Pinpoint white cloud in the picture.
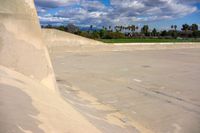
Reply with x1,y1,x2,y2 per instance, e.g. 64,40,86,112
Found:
35,0,199,26
35,0,79,8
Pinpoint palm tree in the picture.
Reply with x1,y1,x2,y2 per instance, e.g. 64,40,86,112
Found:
190,24,198,31
90,25,93,31
171,25,174,30
181,24,190,32
120,26,123,31
122,26,125,31
131,25,136,32
152,28,157,36
141,25,149,36
174,25,177,31
114,26,117,32
109,26,112,31
171,25,177,31
136,26,139,31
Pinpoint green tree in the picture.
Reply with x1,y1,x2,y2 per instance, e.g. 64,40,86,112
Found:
170,31,178,39
171,25,174,30
66,23,79,33
109,26,112,31
161,30,168,37
152,28,157,36
115,26,119,32
103,32,125,39
174,25,177,31
99,29,107,38
131,25,136,32
90,25,93,31
192,31,200,38
91,30,100,39
171,25,177,31
119,26,122,31
190,24,198,32
181,24,190,32
57,25,65,31
136,26,139,31
141,25,149,36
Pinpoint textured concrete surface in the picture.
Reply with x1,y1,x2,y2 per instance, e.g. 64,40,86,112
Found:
0,0,101,132
43,29,200,54
0,0,56,90
42,29,104,48
1,1,200,132
0,65,101,133
52,48,200,133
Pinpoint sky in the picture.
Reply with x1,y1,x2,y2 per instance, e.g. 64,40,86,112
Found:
34,0,200,30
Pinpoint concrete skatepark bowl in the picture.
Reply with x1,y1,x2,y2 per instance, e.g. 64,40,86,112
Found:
0,0,100,132
0,0,200,133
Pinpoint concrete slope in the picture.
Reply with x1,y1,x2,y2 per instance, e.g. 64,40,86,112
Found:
42,29,104,47
0,0,100,132
0,0,56,90
43,30,200,54
0,65,100,133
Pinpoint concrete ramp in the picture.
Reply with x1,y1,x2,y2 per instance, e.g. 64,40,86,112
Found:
43,29,200,54
42,29,104,48
0,0,56,90
0,0,100,132
0,65,100,133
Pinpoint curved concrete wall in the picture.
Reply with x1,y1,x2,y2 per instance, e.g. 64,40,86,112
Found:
42,29,104,48
0,0,57,90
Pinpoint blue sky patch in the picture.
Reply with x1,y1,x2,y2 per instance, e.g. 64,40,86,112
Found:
35,0,200,30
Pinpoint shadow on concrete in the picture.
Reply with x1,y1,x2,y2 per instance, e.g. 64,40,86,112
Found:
0,84,44,133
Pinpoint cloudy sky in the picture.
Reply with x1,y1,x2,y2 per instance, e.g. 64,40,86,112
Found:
34,0,200,29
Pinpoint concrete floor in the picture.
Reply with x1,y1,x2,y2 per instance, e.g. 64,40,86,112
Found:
52,48,200,133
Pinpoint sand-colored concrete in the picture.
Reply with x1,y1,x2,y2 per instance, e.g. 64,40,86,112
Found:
1,0,200,132
0,0,101,132
0,0,56,90
42,29,200,53
52,48,200,133
42,29,104,48
0,65,100,133
49,43,200,53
